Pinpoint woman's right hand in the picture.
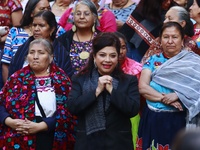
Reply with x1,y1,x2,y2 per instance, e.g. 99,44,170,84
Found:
4,117,25,130
96,75,113,97
161,93,179,104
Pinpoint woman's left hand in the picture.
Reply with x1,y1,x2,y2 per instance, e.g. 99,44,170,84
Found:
170,101,183,111
161,93,178,105
104,75,113,94
16,118,48,135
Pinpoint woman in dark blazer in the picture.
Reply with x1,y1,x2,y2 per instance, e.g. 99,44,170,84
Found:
67,32,140,150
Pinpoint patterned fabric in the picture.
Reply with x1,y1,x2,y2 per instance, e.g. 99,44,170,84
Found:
1,27,29,64
141,36,200,64
8,33,73,78
0,0,22,26
59,7,117,32
1,26,66,65
121,57,142,79
192,23,200,48
104,3,136,23
56,25,66,37
70,32,97,74
0,63,76,149
143,53,178,111
136,105,186,150
136,52,187,150
35,77,56,118
151,50,200,122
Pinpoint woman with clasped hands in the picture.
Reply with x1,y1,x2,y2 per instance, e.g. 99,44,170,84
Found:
0,39,76,149
67,32,140,150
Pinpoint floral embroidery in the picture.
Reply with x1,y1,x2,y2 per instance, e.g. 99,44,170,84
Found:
0,64,76,149
136,137,142,150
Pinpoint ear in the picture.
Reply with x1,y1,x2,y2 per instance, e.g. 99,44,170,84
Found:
180,20,186,28
31,12,34,18
50,27,56,36
49,54,54,63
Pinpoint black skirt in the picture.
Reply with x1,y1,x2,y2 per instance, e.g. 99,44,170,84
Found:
35,116,54,150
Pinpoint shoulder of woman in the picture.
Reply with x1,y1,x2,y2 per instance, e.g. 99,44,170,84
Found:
8,0,23,10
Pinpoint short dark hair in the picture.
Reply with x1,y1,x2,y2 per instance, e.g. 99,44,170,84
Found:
114,32,128,49
160,22,185,39
33,10,57,41
78,32,123,77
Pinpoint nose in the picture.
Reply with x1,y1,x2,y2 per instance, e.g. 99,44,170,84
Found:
80,13,85,18
44,7,49,11
163,18,168,23
34,25,39,31
167,37,173,43
120,48,123,54
33,52,39,59
105,56,111,62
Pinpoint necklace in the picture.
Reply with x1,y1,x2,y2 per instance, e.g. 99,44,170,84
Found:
111,0,129,9
76,32,93,60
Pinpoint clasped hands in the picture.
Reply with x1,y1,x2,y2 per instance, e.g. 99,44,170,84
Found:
95,75,113,97
161,93,183,111
5,117,40,135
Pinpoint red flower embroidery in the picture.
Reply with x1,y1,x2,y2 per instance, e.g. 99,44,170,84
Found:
154,61,162,66
39,80,45,86
158,144,169,150
136,137,142,150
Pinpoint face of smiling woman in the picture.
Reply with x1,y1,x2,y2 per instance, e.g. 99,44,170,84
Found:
27,43,53,75
94,46,118,75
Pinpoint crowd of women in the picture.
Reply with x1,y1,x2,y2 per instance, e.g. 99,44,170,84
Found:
0,0,200,149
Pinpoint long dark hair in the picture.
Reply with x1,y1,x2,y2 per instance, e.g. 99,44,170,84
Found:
195,0,200,6
136,0,174,24
78,32,123,78
19,0,41,27
33,10,57,41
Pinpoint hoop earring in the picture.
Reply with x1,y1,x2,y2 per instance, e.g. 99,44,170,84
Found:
47,66,50,74
92,25,95,33
72,25,76,32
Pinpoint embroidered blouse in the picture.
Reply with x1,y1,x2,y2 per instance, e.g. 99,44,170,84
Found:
143,53,178,111
0,0,22,26
35,76,56,118
0,64,76,149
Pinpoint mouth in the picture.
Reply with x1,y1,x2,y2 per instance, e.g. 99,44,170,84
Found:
103,64,112,69
33,34,41,38
77,21,87,24
32,61,39,64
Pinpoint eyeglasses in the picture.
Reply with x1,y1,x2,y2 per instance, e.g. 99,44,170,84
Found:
74,11,92,17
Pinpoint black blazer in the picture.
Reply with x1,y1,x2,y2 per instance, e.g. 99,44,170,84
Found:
68,72,140,150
